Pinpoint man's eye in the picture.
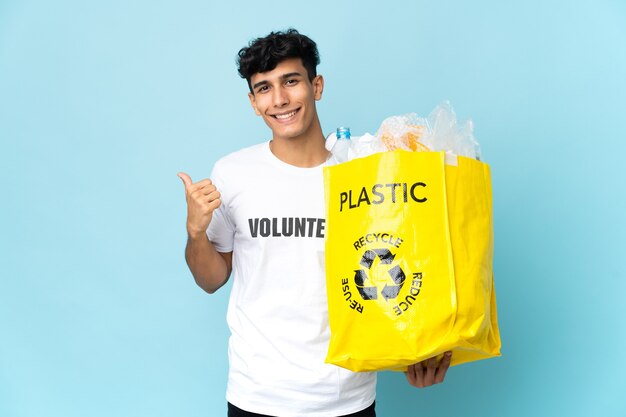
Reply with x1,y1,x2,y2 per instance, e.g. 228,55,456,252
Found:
286,79,298,86
257,85,269,93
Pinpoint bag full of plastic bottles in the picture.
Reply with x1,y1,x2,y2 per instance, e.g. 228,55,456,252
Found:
323,102,501,372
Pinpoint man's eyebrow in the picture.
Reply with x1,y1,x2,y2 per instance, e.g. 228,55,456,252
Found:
280,72,303,79
252,80,268,90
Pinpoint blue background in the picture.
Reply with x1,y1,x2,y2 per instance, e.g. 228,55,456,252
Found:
1,0,625,416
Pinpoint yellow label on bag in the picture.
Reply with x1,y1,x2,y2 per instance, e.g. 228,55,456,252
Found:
324,151,501,372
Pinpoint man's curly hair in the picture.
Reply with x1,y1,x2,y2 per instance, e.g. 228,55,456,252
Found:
237,29,320,92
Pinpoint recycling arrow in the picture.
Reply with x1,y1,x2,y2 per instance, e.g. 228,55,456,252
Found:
359,249,396,269
373,248,396,264
354,249,406,301
381,284,402,300
382,265,406,301
388,264,406,285
354,269,378,300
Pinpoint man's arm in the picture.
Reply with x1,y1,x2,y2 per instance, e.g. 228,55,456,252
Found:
185,232,232,294
178,172,232,294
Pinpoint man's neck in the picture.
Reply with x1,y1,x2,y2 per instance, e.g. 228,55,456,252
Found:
269,123,329,168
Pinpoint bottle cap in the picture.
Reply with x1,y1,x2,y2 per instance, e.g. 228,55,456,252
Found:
336,126,351,139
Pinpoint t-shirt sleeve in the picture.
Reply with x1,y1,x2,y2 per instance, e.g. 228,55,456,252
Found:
207,161,235,253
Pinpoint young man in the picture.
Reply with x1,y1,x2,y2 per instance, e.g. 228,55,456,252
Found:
178,29,451,417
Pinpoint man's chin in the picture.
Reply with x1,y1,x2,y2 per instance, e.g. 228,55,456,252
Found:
268,127,305,142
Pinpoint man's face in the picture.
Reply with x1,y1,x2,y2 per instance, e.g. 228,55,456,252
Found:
248,58,324,142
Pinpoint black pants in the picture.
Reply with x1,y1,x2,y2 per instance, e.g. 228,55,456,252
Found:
227,401,376,417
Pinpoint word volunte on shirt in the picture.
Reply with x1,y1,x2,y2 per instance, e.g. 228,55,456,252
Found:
248,217,325,238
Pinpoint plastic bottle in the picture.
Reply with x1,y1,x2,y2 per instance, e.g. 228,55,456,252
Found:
331,126,351,163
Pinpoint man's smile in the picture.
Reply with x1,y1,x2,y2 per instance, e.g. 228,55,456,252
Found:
271,108,300,121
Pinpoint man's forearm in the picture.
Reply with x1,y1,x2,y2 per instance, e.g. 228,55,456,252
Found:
185,232,231,294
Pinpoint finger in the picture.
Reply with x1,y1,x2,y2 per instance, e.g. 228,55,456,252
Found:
404,364,419,387
434,351,452,384
188,178,214,194
177,172,192,189
424,357,437,386
198,184,218,196
206,190,221,203
413,362,425,388
207,197,221,211
190,184,217,200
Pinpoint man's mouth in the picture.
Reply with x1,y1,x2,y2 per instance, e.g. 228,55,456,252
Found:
272,108,300,120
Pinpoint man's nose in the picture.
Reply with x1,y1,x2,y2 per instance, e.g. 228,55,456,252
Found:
272,87,289,107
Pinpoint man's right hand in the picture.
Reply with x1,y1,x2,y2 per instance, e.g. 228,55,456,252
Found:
178,172,221,238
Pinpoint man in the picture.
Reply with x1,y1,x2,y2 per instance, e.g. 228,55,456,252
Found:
178,29,451,417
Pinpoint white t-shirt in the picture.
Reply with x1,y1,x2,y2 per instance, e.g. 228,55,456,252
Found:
207,142,376,416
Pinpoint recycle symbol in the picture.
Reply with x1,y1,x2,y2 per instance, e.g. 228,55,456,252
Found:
354,248,406,301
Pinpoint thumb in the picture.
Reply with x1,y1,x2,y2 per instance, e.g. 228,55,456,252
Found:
177,172,192,189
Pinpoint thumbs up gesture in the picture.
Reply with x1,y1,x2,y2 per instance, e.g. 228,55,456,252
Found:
178,172,222,238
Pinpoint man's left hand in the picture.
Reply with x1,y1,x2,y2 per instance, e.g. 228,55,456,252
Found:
405,351,452,388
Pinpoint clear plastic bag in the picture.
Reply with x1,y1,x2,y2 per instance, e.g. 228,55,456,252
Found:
420,101,481,161
329,102,481,165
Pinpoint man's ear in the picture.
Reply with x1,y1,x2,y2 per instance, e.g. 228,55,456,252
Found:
248,92,261,116
313,75,324,101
